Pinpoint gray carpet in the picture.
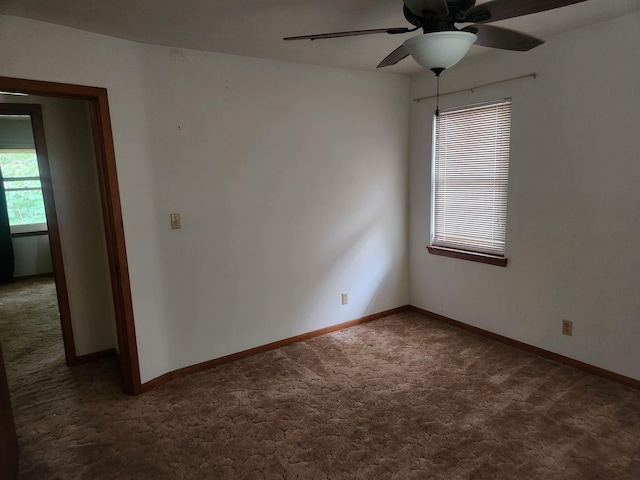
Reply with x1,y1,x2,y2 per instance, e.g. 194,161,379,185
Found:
1,277,639,479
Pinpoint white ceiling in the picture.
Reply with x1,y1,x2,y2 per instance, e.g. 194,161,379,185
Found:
1,0,639,74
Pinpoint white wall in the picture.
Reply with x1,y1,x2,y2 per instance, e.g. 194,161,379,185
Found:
11,235,53,277
0,15,410,383
409,13,640,380
139,47,410,379
38,97,117,356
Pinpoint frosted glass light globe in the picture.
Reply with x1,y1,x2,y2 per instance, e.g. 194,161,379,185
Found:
404,31,477,71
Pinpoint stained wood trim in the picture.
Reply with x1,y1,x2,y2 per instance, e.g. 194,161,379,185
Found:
0,77,105,100
427,246,508,267
12,272,54,281
30,104,77,365
0,103,77,365
75,348,117,364
0,76,141,395
0,343,18,480
89,90,141,394
408,305,640,390
141,306,410,392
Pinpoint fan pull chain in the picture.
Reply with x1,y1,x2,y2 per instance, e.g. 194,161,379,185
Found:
431,68,445,117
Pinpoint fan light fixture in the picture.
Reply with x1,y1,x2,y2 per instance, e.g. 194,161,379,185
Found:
285,0,587,70
404,31,477,71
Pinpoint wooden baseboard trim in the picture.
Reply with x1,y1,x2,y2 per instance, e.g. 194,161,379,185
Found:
75,348,117,364
408,306,640,390
140,304,639,393
141,306,410,392
12,272,55,281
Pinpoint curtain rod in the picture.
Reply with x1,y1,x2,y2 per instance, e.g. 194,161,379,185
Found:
413,73,537,103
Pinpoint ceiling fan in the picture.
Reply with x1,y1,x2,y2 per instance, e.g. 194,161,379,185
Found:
284,0,588,72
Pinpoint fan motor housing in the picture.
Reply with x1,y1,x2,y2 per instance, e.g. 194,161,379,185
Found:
447,0,476,13
404,0,477,32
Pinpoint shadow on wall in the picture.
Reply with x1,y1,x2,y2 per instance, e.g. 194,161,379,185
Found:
299,187,401,333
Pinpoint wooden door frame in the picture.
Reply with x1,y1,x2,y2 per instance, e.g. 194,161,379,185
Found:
0,342,18,480
0,76,141,395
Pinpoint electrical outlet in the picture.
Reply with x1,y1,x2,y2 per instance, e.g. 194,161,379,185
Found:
562,319,573,336
170,213,181,229
341,293,348,305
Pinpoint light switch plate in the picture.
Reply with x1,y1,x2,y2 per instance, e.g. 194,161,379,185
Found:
170,213,181,229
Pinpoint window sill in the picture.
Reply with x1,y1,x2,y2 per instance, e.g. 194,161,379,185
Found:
10,222,48,237
427,246,507,267
11,229,48,238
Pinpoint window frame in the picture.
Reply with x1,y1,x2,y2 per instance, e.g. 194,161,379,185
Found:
0,148,48,235
428,99,512,267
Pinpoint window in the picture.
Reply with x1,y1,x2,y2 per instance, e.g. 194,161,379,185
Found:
0,149,47,234
429,99,511,266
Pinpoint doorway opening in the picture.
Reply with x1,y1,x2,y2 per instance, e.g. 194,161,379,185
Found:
0,104,75,365
0,76,141,395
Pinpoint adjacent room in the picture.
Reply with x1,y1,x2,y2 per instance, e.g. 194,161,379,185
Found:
0,0,639,478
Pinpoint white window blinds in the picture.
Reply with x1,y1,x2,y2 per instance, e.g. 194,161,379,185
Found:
432,99,511,256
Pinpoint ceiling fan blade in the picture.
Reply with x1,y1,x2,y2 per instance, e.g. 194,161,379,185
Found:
463,24,544,51
377,45,411,68
464,0,588,24
403,0,449,17
284,27,413,41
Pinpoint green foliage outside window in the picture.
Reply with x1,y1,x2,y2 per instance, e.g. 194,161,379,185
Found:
0,151,47,226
